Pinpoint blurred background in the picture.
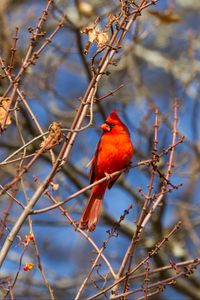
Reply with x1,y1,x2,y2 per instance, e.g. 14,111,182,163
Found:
0,0,200,299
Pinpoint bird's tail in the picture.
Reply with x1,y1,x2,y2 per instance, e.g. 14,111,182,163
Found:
79,183,107,232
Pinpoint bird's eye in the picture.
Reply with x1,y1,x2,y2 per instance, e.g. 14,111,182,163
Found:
105,121,115,129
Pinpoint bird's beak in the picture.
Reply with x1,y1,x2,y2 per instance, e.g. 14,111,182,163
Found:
100,123,111,132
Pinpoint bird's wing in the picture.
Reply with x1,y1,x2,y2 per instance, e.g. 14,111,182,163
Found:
89,138,102,184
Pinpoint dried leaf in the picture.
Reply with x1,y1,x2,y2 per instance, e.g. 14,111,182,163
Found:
96,32,108,48
40,122,62,150
79,1,94,17
88,28,98,43
108,14,116,24
82,22,108,55
84,40,91,55
149,9,181,23
106,14,119,28
0,97,12,127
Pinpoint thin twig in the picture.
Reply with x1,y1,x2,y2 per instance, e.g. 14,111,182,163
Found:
87,221,182,300
33,176,116,278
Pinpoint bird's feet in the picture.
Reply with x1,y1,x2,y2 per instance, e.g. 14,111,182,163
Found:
104,172,112,182
125,162,133,173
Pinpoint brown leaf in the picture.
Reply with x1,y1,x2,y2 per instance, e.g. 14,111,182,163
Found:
78,1,94,17
96,32,108,48
88,28,98,43
108,14,116,24
106,14,119,28
0,97,12,127
40,122,62,150
149,9,181,23
82,23,108,55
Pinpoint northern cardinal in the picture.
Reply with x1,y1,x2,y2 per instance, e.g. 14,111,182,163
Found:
79,110,134,232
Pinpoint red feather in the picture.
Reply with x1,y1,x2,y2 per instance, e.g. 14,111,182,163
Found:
79,110,134,232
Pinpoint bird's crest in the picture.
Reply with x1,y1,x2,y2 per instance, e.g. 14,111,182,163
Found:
106,109,121,124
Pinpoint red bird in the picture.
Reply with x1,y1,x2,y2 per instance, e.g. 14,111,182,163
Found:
79,110,134,232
